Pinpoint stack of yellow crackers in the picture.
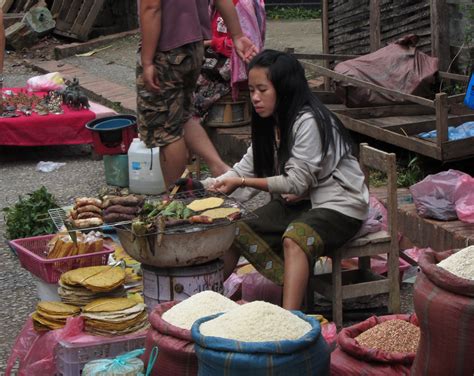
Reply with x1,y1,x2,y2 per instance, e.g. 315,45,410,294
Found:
82,297,149,336
32,301,80,331
59,266,127,306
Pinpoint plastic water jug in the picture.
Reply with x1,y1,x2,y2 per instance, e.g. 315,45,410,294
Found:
128,138,166,194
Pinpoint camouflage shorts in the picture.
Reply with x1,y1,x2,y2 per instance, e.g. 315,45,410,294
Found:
136,42,204,148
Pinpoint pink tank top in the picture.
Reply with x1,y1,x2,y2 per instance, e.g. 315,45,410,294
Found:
159,0,211,51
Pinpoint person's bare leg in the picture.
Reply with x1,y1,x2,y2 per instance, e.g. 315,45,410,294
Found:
282,237,309,310
160,137,189,188
223,245,241,279
183,117,230,177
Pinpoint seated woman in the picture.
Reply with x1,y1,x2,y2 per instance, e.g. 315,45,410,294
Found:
194,0,265,118
209,50,369,310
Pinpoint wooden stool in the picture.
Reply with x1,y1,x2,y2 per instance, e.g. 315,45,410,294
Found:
305,143,401,329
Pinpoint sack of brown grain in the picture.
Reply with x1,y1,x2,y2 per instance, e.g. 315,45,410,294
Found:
331,314,419,376
412,249,474,376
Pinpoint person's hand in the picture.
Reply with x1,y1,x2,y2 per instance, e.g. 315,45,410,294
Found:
233,35,258,63
209,177,241,195
143,64,160,93
203,40,212,47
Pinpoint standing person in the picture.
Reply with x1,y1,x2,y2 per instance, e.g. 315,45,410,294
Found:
194,0,266,117
137,0,257,187
210,50,369,310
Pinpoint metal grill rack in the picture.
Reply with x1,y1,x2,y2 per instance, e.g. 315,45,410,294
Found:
48,207,133,232
125,189,258,235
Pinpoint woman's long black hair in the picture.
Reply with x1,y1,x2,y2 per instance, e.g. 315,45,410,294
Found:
248,49,354,177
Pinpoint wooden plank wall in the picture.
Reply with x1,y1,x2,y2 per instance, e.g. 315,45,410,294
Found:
328,0,432,57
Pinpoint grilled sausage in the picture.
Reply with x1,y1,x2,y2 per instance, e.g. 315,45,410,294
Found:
72,218,103,228
103,213,136,223
104,205,139,215
77,212,102,220
76,205,102,214
75,197,102,208
109,195,144,207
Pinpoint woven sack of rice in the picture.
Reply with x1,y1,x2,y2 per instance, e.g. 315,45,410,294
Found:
412,248,474,376
331,314,419,376
144,291,239,376
191,301,330,376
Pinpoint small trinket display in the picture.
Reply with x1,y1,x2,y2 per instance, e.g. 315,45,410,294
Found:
1,78,91,117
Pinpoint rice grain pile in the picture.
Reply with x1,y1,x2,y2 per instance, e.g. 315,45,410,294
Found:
200,301,312,342
355,319,420,353
161,291,239,330
437,246,474,280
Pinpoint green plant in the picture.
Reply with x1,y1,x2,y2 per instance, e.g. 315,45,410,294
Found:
2,186,58,239
368,170,387,188
266,7,321,20
397,156,424,188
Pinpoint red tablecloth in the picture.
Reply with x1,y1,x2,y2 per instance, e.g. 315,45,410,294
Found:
0,88,96,146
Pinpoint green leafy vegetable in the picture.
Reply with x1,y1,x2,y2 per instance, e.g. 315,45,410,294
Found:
2,186,58,239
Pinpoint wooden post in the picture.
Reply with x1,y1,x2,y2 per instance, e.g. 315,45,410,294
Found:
435,92,449,149
430,0,450,71
369,0,381,52
322,0,330,91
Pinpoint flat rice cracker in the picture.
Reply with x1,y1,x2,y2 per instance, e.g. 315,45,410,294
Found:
32,312,66,330
85,320,150,336
187,197,224,212
61,266,109,286
84,312,148,331
82,267,126,292
201,207,240,219
37,301,80,316
81,304,146,321
83,297,137,313
36,309,78,320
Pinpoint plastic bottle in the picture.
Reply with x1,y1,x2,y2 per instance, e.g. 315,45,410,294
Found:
128,138,166,194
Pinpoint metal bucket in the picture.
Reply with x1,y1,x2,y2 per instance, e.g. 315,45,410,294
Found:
116,223,237,267
142,259,224,312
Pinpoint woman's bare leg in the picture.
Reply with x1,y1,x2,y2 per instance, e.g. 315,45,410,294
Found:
282,237,309,310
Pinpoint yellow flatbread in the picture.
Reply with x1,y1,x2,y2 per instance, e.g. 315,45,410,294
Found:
83,297,137,313
201,207,240,219
37,301,80,315
187,197,224,212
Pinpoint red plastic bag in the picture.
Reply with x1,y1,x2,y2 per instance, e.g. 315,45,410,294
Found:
409,169,469,220
241,271,283,306
334,34,438,107
6,316,84,376
454,175,474,223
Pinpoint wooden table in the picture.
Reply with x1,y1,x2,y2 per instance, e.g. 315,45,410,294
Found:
372,188,474,251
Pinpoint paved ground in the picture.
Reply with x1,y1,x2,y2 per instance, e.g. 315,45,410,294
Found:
0,19,415,372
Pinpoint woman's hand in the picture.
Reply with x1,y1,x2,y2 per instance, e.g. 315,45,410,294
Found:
203,40,212,47
209,177,242,195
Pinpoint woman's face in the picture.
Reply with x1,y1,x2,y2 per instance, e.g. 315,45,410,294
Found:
248,67,277,118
